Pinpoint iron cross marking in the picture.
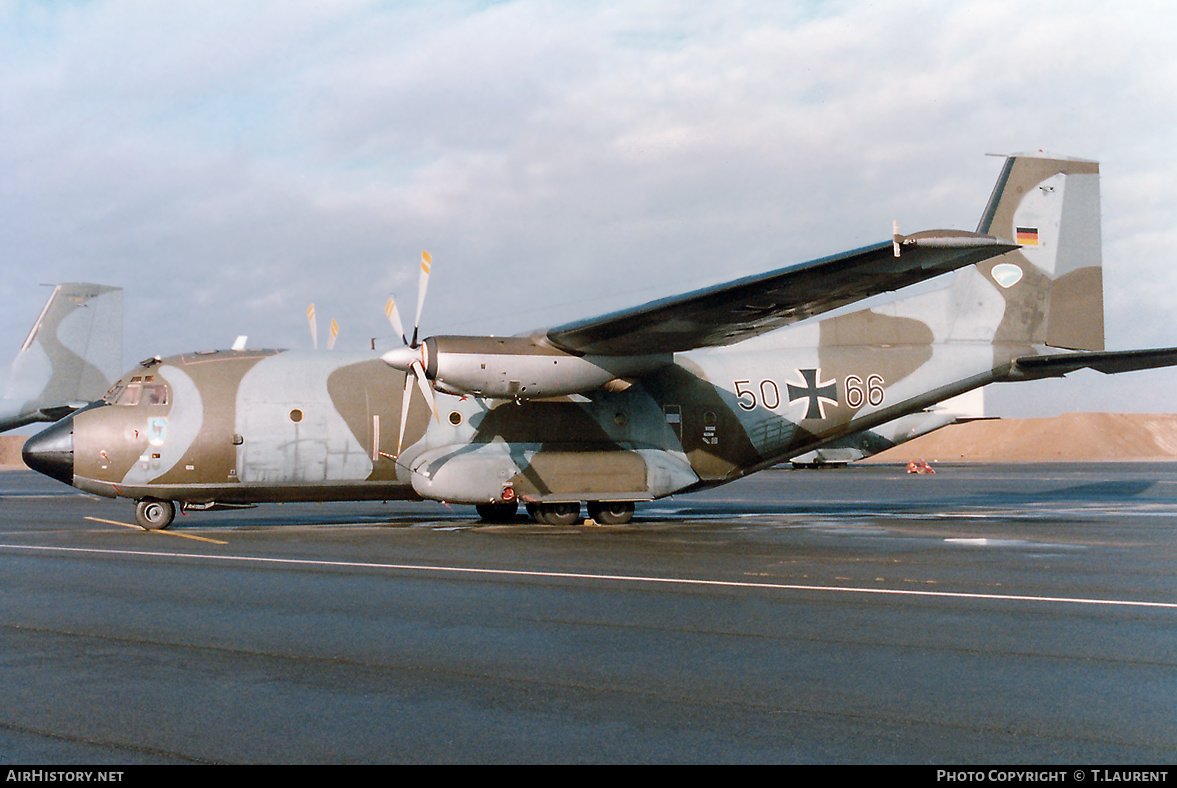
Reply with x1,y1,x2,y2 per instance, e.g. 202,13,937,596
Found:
787,368,838,419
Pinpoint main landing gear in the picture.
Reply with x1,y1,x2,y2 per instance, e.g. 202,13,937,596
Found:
526,501,581,525
586,500,636,525
482,500,635,526
135,498,176,530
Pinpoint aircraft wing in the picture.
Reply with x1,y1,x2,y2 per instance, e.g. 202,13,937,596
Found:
544,231,1018,356
1011,347,1177,378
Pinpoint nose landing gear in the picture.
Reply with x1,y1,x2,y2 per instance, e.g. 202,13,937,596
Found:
135,499,176,530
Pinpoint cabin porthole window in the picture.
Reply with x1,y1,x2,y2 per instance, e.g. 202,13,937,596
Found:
290,409,304,423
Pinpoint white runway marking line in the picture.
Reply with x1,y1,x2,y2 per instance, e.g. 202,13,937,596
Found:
2,543,1176,611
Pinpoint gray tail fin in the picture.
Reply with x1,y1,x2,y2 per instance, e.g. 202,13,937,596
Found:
2,283,123,424
974,152,1104,351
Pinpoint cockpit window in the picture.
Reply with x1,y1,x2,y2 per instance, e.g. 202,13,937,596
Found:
104,376,168,406
102,381,125,404
139,383,168,405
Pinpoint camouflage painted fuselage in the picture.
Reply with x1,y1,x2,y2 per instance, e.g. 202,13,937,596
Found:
59,341,950,507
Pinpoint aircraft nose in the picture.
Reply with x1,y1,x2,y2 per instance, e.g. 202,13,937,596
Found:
22,415,75,485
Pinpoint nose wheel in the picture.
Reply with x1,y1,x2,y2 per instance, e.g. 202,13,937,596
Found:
135,499,176,530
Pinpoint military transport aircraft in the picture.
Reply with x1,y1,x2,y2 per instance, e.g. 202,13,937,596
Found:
22,153,1177,529
1,283,122,432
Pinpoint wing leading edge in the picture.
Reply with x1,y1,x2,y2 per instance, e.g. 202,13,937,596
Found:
544,230,1018,356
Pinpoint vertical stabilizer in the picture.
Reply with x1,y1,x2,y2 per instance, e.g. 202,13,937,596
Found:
976,153,1104,351
0,283,123,431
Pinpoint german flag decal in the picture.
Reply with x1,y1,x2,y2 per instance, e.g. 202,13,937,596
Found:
1016,226,1039,246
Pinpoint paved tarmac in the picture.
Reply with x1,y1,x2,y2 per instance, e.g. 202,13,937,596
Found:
1,463,1175,764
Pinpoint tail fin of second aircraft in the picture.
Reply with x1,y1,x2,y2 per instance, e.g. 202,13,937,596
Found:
0,283,123,430
965,152,1104,351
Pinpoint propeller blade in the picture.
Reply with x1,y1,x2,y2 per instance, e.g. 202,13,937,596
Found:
328,318,339,350
307,304,318,349
396,368,414,457
411,359,439,422
394,360,440,457
385,296,408,346
412,250,431,347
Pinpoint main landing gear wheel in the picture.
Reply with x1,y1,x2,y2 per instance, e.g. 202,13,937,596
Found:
587,500,635,525
135,499,176,530
526,501,580,526
476,501,518,523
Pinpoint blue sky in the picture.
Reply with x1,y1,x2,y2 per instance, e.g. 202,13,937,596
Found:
2,0,1175,417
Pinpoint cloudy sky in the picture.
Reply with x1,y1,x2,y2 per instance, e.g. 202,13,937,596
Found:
2,0,1175,418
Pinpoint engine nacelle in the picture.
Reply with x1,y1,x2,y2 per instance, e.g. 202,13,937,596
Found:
383,336,668,399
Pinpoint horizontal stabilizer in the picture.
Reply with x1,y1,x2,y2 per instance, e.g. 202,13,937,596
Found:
1010,347,1177,379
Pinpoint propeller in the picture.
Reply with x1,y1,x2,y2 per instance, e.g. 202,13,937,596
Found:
307,304,340,350
384,250,439,456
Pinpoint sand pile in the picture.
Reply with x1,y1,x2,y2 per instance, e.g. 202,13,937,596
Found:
866,412,1177,463
0,436,26,469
